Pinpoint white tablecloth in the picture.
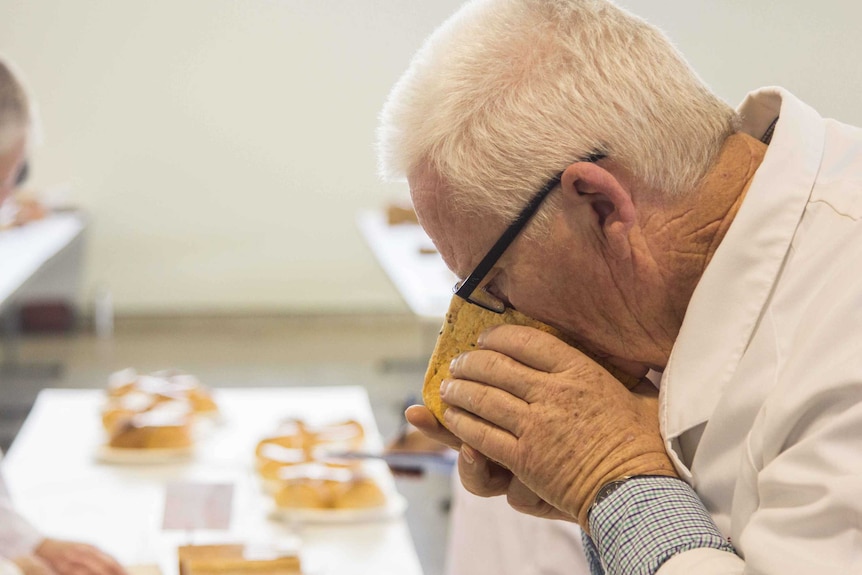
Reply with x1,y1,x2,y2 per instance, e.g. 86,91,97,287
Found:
0,213,85,312
1,388,423,575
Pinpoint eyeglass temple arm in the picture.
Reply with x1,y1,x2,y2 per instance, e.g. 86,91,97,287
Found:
453,153,605,298
454,173,562,297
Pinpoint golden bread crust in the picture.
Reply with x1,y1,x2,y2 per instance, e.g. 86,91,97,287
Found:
423,296,641,426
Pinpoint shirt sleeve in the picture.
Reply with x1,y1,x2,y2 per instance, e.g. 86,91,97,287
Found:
0,467,43,559
587,476,740,575
581,529,605,575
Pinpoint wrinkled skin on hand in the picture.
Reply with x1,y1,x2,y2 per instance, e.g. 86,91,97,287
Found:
427,324,677,531
33,539,127,575
404,402,569,520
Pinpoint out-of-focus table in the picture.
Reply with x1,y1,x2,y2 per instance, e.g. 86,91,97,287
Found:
0,211,85,314
0,212,86,384
356,209,454,373
1,387,424,575
356,210,454,322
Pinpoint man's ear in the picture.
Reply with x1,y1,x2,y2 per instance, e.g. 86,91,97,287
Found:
559,161,635,260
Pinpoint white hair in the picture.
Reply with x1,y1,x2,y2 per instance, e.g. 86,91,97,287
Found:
0,56,31,153
377,0,739,221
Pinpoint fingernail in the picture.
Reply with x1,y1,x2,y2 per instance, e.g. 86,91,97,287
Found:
443,406,455,424
477,328,491,347
449,355,460,373
461,445,475,465
439,379,450,395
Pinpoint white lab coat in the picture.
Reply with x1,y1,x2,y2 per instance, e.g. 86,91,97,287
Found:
0,452,43,560
658,88,862,573
445,475,590,575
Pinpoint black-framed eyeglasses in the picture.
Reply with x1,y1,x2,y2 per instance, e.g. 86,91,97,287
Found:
453,153,606,313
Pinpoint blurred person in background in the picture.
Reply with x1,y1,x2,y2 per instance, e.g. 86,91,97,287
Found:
0,58,28,209
0,55,127,575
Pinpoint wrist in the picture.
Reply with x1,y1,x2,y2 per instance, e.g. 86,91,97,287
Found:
587,476,736,575
576,451,679,531
591,476,633,513
590,474,683,516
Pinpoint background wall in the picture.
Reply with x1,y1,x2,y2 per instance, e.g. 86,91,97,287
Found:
615,0,862,127
1,1,861,315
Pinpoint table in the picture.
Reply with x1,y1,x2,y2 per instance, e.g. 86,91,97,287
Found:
0,212,86,382
0,212,86,314
356,210,453,321
1,387,424,575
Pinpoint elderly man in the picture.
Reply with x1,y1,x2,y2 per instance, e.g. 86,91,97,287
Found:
377,1,862,574
0,56,127,575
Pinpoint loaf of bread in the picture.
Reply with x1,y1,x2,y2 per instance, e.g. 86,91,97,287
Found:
274,479,340,510
423,296,642,426
106,368,219,417
102,391,159,431
178,544,301,575
107,403,193,449
255,419,365,461
331,477,388,509
256,418,386,511
305,420,364,451
273,468,386,510
108,421,192,450
255,445,308,480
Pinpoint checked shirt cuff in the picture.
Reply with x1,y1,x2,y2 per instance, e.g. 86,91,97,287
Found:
585,476,736,575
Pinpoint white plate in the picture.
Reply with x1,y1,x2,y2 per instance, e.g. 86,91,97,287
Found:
94,444,194,464
269,493,407,524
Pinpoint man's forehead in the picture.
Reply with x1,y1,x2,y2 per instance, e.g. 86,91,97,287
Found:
408,168,488,278
407,168,443,218
408,169,456,255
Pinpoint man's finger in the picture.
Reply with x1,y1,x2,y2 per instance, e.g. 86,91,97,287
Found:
77,550,124,575
449,348,544,401
14,555,57,575
440,377,528,435
443,406,518,467
477,325,589,374
458,444,511,497
506,475,546,515
405,404,462,450
41,541,128,575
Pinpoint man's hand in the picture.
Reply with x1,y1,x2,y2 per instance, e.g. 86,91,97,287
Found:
439,325,677,529
458,443,576,521
13,554,56,575
34,539,126,575
406,401,574,521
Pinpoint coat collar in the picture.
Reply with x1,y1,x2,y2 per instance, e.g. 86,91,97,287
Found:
659,88,825,472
